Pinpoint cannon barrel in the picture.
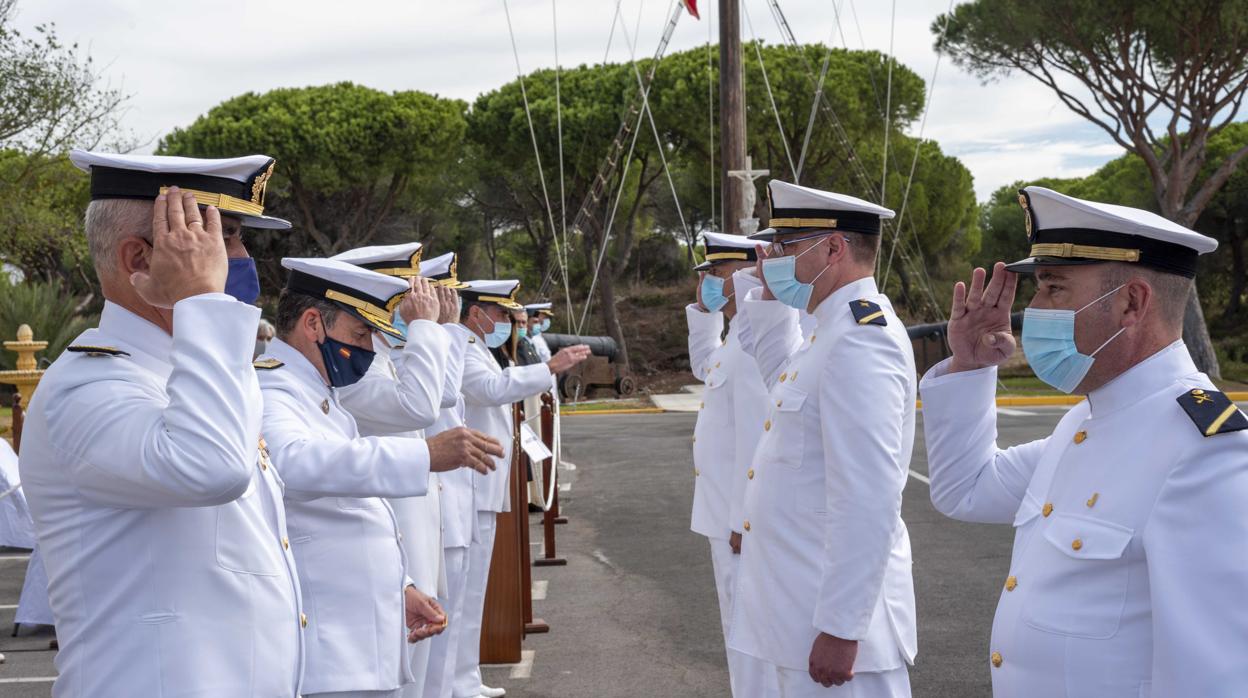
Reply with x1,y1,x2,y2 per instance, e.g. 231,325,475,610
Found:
541,333,619,361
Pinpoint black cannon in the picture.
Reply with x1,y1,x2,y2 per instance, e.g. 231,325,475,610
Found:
541,333,635,399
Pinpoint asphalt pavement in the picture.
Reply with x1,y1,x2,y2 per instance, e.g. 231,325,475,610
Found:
0,407,1069,697
478,408,1069,698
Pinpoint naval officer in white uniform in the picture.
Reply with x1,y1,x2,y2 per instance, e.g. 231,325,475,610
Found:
331,242,466,697
257,258,504,698
730,181,918,697
19,152,305,696
449,280,590,698
685,232,776,696
405,253,484,698
921,186,1248,698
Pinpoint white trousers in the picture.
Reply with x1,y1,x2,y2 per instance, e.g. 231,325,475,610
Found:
708,538,780,698
776,664,910,698
423,546,470,698
452,511,499,698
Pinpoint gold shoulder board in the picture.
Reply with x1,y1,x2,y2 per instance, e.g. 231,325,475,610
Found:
253,358,285,370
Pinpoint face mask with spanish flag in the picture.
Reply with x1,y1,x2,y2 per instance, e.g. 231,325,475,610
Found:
317,334,376,388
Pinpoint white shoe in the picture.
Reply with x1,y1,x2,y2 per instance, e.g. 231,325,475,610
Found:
479,686,506,698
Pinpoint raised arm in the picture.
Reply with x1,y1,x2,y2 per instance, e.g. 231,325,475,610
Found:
336,320,450,434
686,302,724,382
922,262,1042,523
47,296,262,509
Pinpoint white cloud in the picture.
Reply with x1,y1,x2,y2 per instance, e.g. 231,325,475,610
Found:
12,0,1131,200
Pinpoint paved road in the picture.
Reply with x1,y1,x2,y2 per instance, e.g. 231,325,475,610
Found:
0,407,1069,696
478,408,1069,698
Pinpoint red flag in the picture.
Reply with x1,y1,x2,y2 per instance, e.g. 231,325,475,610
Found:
682,0,699,19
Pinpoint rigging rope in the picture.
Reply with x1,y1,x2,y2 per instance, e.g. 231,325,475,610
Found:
881,0,896,207
706,1,716,230
501,0,575,322
575,0,685,334
742,2,798,181
883,0,956,289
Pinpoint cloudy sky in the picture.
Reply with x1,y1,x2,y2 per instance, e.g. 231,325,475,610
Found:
15,0,1126,200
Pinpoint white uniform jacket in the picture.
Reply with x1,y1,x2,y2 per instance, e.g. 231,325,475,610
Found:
686,303,768,541
728,277,918,673
454,324,553,513
20,297,304,697
427,326,478,549
337,324,451,597
920,341,1248,698
258,338,431,694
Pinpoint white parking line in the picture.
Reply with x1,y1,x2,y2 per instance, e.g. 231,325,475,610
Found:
510,649,535,679
0,677,57,684
0,604,17,609
532,580,548,601
559,483,571,492
0,555,31,563
908,469,931,485
483,649,536,680
997,408,1038,417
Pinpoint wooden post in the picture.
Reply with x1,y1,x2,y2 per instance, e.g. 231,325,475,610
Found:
719,0,746,233
517,404,549,635
479,403,526,664
10,393,23,455
535,393,566,566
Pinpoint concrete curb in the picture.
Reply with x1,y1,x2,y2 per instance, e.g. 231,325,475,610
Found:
565,391,1248,415
560,407,667,416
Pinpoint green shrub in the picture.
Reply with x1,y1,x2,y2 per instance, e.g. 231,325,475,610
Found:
0,278,98,372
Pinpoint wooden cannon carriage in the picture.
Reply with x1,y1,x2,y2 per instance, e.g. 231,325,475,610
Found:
540,333,635,399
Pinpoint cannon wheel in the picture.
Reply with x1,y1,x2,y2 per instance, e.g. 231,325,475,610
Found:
561,374,586,401
614,375,636,397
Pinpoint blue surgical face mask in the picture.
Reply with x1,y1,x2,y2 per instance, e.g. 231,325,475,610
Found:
700,274,732,312
474,314,512,349
761,238,833,310
517,326,528,338
384,310,409,348
1021,284,1127,394
539,318,551,333
225,257,261,304
317,332,376,388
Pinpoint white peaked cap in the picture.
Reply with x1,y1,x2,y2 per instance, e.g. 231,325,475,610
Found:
70,149,291,230
462,279,523,310
751,180,894,240
1006,186,1217,278
280,257,410,339
418,251,470,289
330,242,423,277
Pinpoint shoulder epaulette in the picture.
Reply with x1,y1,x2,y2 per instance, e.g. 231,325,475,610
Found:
849,299,887,327
1176,388,1248,437
253,358,284,370
66,345,130,357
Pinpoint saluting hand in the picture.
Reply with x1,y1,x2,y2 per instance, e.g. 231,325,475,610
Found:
405,585,447,643
547,345,591,374
131,187,228,308
754,244,776,301
436,285,459,324
948,262,1019,373
399,276,440,324
427,427,504,475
